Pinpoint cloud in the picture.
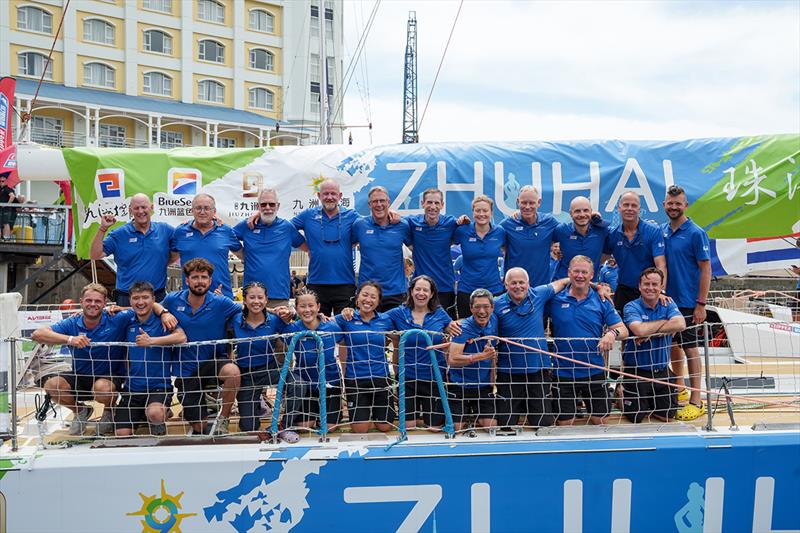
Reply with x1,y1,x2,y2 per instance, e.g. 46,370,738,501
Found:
341,0,800,146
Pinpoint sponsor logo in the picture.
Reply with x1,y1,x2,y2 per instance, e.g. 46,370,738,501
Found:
168,168,200,196
95,169,125,199
3,151,16,168
128,237,137,243
0,93,8,129
561,303,570,308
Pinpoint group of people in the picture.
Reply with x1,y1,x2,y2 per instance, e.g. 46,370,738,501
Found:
30,178,711,439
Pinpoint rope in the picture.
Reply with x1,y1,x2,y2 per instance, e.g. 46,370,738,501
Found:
417,0,464,136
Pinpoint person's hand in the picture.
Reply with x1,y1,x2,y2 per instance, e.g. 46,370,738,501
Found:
135,328,153,346
246,212,260,230
69,334,91,348
596,283,612,302
598,331,616,352
388,210,402,224
478,340,497,362
446,320,462,337
456,215,471,226
658,293,673,306
693,304,707,325
160,312,177,332
340,307,355,321
275,306,294,323
511,210,520,220
99,214,116,232
214,284,223,296
106,304,124,316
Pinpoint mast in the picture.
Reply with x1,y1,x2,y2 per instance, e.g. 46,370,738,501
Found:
402,11,418,144
319,0,332,144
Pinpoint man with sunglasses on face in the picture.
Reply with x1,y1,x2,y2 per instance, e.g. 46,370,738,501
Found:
234,189,305,308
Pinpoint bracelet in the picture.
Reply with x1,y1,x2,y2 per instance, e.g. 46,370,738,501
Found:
696,300,706,307
608,329,620,338
67,336,73,345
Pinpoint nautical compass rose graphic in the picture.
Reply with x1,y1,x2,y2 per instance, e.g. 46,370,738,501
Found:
127,479,196,533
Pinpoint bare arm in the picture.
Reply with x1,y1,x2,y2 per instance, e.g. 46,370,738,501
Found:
628,315,686,337
693,260,712,324
447,340,496,367
168,251,180,266
31,326,75,346
598,321,628,352
90,214,116,260
654,255,668,289
550,277,570,293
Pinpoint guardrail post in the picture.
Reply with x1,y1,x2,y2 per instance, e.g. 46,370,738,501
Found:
703,323,713,432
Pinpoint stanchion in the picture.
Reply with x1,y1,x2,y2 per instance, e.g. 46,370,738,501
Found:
10,337,18,451
703,323,713,432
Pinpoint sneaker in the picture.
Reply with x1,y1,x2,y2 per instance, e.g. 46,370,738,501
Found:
97,409,114,435
150,423,167,436
675,402,705,421
278,430,300,443
210,416,230,436
677,389,690,403
69,405,92,436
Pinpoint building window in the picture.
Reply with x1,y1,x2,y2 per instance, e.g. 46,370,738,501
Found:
99,124,127,147
249,48,274,71
198,79,224,103
83,18,115,45
143,0,171,13
84,62,115,88
249,8,274,33
309,80,332,115
153,130,183,148
197,0,225,23
143,72,173,96
143,29,173,55
198,39,224,63
249,87,274,110
215,137,236,148
30,116,63,146
310,5,333,41
18,52,53,79
17,6,52,33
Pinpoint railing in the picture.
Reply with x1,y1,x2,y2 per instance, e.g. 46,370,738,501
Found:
709,290,800,321
29,128,87,148
0,203,73,253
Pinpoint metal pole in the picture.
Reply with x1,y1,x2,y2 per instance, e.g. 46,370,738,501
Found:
703,323,713,432
10,337,18,451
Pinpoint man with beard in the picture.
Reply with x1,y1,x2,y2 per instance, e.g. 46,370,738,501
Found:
90,194,174,305
553,196,611,281
162,258,242,435
32,283,130,435
170,193,242,298
234,189,305,308
661,185,711,421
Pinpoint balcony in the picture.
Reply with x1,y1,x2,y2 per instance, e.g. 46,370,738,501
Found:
0,203,73,255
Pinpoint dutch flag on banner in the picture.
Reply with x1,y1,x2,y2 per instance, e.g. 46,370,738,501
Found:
712,233,800,276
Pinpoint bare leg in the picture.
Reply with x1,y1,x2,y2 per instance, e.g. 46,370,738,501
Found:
477,418,497,428
92,378,117,407
670,345,686,393
685,347,702,405
218,363,241,418
589,415,607,425
146,403,167,424
44,376,77,412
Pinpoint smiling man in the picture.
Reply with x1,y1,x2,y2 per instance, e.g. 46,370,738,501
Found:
90,194,174,305
553,196,611,281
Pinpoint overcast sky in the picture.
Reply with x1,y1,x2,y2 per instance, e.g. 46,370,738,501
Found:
339,0,800,147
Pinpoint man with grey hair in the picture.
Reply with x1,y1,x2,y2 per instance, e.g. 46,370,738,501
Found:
90,193,174,305
234,189,305,307
170,193,242,298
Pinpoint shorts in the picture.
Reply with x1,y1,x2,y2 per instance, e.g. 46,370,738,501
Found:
675,307,703,349
494,371,554,427
115,390,172,429
0,207,16,226
307,283,356,316
447,384,496,422
614,284,640,314
345,377,396,425
237,365,281,432
621,367,678,423
175,359,236,424
379,294,405,313
437,292,457,320
552,374,611,420
57,373,123,402
284,379,343,428
403,379,445,427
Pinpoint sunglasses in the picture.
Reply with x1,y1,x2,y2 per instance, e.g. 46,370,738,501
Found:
259,202,278,208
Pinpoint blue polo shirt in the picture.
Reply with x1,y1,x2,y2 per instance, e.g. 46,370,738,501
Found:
103,221,173,292
548,257,560,282
607,220,665,288
386,305,451,381
123,312,175,392
407,214,458,292
553,222,610,280
233,217,305,299
663,219,711,309
228,312,286,370
450,314,498,387
51,310,130,377
623,298,682,370
334,311,393,379
353,217,412,296
162,290,241,377
283,320,343,384
547,288,622,379
599,264,619,291
453,223,506,294
170,222,242,298
291,207,359,285
494,284,555,374
501,213,559,288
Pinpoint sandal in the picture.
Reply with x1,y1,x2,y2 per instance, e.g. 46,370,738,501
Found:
278,430,300,443
677,389,690,403
675,402,705,421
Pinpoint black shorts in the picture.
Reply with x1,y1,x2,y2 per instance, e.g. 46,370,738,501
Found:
494,371,554,427
284,379,343,428
345,377,396,425
437,292,457,320
175,359,237,424
0,207,15,226
447,384,495,422
403,379,445,427
675,307,703,349
57,373,122,402
614,284,640,314
306,283,356,316
379,293,405,312
115,390,172,429
552,374,611,420
621,367,677,423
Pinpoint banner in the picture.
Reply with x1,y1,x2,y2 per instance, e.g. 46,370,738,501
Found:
0,76,18,187
62,135,800,274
